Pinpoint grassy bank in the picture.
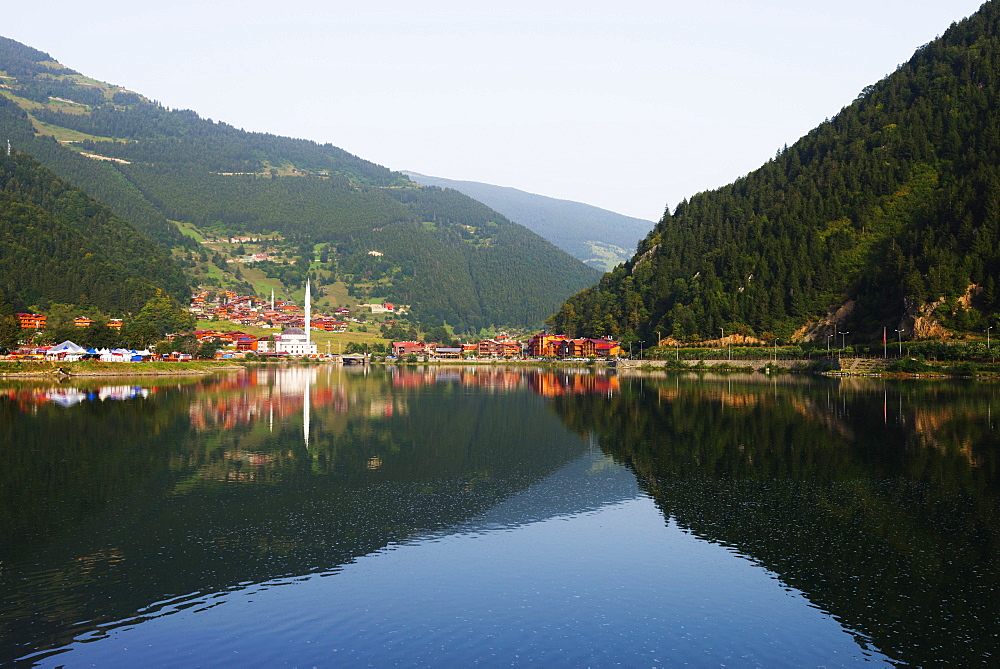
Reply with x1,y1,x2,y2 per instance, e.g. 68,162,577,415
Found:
0,359,242,377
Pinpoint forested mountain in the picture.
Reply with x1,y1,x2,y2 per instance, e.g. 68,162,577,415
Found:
551,1,1000,345
0,150,189,315
0,36,599,331
404,172,654,271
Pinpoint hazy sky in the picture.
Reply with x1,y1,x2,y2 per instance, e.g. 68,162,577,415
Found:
3,1,987,220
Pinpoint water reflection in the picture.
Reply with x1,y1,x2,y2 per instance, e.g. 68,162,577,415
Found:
0,368,996,665
1,367,605,663
551,372,1000,666
0,383,152,408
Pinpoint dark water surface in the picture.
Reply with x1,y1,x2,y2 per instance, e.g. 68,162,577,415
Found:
1,367,997,666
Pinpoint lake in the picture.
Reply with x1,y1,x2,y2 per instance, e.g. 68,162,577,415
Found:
1,366,997,666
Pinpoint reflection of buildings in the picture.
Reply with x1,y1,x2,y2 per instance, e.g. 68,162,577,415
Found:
391,368,526,392
187,367,324,432
387,367,620,397
0,385,151,409
528,372,619,398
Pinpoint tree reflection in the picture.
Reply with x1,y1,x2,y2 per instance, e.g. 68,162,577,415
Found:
0,367,588,664
548,373,1000,665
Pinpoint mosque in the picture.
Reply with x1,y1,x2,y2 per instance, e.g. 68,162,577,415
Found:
262,280,318,357
272,327,317,356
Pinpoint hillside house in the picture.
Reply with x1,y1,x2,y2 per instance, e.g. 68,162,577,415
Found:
17,313,46,329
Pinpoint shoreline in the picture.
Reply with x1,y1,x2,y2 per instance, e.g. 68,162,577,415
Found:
1,357,995,381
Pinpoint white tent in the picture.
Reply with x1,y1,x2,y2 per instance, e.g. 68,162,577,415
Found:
46,340,87,360
48,340,86,354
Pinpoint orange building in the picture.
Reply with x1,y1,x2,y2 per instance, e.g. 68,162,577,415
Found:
16,313,46,330
527,334,566,357
474,338,521,357
73,317,95,328
594,339,623,358
236,337,257,351
107,319,124,330
557,338,623,358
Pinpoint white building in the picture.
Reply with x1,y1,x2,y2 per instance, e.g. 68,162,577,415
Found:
259,280,316,357
272,327,317,356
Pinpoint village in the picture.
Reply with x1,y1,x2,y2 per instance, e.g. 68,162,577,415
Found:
7,285,623,362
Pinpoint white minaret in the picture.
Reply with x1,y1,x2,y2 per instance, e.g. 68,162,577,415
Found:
270,289,274,311
304,279,312,351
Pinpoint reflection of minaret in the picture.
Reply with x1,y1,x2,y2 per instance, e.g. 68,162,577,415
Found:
304,369,311,448
305,279,312,351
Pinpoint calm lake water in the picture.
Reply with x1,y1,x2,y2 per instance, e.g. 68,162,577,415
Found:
1,366,997,666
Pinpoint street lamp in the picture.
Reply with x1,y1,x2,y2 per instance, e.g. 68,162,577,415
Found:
988,326,993,349
721,327,729,361
839,331,849,352
826,334,833,352
773,338,779,363
895,329,903,356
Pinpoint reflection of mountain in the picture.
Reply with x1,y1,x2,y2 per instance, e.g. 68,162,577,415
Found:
0,368,591,664
457,448,640,533
8,368,995,665
549,375,1000,666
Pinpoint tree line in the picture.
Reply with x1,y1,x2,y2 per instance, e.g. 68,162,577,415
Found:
551,1,1000,345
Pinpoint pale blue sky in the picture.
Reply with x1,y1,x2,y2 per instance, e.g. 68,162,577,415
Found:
3,1,987,220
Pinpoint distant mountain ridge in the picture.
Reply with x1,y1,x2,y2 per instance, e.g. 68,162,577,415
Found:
404,172,654,272
0,35,599,331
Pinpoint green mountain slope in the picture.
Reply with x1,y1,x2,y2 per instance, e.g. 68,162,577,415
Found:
550,1,1000,345
404,172,655,272
0,36,599,331
0,150,189,315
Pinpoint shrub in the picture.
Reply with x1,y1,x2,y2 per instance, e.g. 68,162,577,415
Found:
887,358,932,373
